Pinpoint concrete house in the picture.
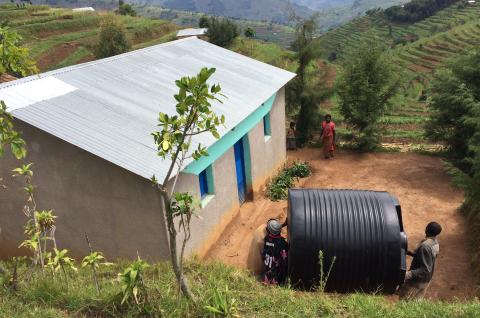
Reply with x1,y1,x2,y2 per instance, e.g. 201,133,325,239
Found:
0,37,295,261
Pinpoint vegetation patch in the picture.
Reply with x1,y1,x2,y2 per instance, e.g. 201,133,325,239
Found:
266,161,312,201
1,259,480,317
0,4,178,71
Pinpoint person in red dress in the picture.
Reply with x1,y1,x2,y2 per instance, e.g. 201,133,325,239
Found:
321,114,336,159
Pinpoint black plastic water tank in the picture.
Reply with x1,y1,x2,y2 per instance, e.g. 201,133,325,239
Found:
288,189,407,294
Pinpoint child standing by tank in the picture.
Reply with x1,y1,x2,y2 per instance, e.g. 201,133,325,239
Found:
262,219,289,285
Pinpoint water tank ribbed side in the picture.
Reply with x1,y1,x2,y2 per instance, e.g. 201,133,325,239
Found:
288,189,405,293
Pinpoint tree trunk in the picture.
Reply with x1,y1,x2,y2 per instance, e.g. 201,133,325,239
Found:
160,190,196,302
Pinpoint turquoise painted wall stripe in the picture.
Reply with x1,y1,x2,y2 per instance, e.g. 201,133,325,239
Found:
184,93,277,175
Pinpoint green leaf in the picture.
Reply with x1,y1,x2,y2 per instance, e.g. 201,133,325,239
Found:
162,140,170,151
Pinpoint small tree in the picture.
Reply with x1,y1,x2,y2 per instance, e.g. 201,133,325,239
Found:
118,257,149,308
151,67,225,301
336,36,400,151
426,50,480,186
425,69,477,171
199,15,210,28
0,25,37,77
243,27,255,54
244,27,255,39
206,17,239,48
95,15,131,59
287,15,328,146
81,234,113,295
118,0,136,17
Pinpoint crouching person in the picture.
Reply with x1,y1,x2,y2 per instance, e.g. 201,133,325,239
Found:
262,219,288,285
398,221,442,300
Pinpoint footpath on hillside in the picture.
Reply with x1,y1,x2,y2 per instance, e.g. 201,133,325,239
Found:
205,148,478,301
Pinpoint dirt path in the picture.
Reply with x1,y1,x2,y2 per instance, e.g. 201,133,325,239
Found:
205,148,478,300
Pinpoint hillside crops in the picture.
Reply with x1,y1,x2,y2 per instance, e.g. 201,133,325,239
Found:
0,4,178,72
319,2,480,76
317,2,480,148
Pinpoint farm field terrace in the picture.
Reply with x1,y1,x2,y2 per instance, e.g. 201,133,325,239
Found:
0,3,179,72
315,2,480,149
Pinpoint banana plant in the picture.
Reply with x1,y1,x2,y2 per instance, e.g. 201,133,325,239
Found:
47,248,77,288
117,257,149,307
81,251,112,295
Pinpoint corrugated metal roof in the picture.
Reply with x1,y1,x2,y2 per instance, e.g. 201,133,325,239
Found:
0,37,295,181
177,28,208,37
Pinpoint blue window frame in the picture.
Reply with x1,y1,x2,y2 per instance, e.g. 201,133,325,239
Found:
263,112,271,136
198,165,214,199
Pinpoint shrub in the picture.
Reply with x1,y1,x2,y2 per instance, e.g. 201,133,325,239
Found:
95,15,130,58
266,162,312,201
0,26,38,77
206,17,239,48
117,258,149,309
289,161,312,178
244,27,255,38
199,15,209,28
118,0,136,17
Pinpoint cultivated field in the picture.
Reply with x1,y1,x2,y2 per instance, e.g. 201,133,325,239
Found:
316,2,480,148
0,4,179,72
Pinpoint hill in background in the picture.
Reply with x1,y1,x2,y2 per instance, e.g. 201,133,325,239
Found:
30,0,412,33
294,0,407,11
137,0,314,24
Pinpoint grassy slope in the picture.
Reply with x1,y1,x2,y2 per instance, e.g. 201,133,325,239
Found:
229,37,296,71
316,2,480,146
1,259,479,317
0,4,179,72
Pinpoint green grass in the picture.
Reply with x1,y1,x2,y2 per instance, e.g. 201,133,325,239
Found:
383,130,426,140
27,29,98,59
132,31,178,50
379,116,428,125
1,259,479,317
229,37,296,71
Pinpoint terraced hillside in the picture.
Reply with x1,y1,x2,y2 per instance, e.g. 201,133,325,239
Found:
0,4,179,72
317,1,480,148
319,2,480,62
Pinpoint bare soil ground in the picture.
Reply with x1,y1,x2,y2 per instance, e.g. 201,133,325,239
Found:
37,42,80,71
205,148,478,300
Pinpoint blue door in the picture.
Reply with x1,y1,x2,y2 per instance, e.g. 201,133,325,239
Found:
234,139,247,204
